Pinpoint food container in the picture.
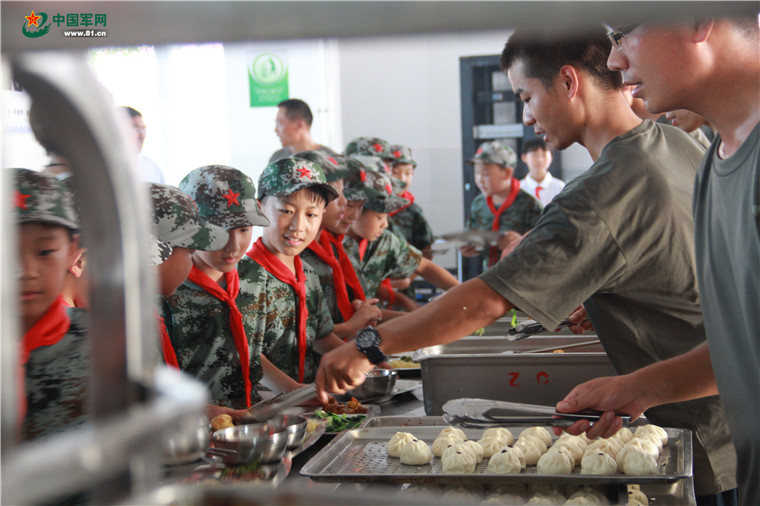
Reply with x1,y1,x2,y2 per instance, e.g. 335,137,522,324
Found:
162,415,209,466
271,413,308,450
349,369,398,400
413,336,616,415
211,421,288,465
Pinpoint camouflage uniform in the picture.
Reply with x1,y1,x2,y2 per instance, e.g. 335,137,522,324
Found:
161,166,269,408
13,169,89,441
387,144,434,251
300,248,344,323
257,158,339,202
269,144,338,163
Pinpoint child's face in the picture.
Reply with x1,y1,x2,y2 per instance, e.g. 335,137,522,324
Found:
522,148,553,181
158,246,194,296
17,223,78,327
391,163,415,192
321,180,347,231
351,209,388,242
474,162,512,196
260,189,325,262
195,227,253,274
331,199,365,236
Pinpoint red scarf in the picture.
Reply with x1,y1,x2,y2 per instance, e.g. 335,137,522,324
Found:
323,231,365,302
486,177,521,266
20,295,70,423
389,190,415,216
358,238,369,261
246,238,308,382
187,266,253,407
158,314,180,369
307,231,355,323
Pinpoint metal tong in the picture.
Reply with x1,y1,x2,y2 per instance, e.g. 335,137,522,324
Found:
482,401,631,427
506,317,589,341
239,384,317,424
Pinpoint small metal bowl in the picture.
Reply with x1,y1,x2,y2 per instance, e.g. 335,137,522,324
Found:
271,413,308,450
349,369,398,400
211,421,288,465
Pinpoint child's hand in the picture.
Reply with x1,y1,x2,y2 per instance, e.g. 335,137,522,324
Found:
351,298,382,327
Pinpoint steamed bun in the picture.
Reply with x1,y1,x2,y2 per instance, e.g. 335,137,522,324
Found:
399,438,432,465
488,447,524,474
386,431,416,457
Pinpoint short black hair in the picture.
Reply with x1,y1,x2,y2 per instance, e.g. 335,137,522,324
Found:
501,28,622,91
523,138,550,154
278,99,313,127
121,106,142,118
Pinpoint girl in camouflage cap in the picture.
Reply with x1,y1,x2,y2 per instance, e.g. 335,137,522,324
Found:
237,158,346,387
161,165,273,415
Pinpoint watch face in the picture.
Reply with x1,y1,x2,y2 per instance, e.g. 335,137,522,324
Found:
356,327,377,348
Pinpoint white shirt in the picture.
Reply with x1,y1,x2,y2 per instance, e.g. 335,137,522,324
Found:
138,154,166,184
521,173,565,207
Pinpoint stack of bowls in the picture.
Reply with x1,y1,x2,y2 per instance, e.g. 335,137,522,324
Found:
211,419,288,465
349,369,398,400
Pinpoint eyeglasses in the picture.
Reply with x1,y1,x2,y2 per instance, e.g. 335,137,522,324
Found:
603,23,637,52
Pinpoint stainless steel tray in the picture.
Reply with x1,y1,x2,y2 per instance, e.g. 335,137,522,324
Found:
301,426,692,485
362,416,449,428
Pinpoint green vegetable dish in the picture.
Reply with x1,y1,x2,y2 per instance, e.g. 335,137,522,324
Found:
314,409,367,432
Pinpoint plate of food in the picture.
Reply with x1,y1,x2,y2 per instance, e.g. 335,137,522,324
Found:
312,397,380,436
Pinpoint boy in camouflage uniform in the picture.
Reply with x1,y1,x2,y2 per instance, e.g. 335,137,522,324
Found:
462,140,543,269
162,165,277,417
237,158,345,385
14,168,88,442
388,144,434,257
344,170,459,302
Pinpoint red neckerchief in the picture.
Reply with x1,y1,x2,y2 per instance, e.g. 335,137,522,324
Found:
380,278,396,306
389,190,415,216
307,231,355,323
486,177,521,266
20,295,71,424
358,238,369,262
246,238,308,382
157,313,180,369
187,266,253,407
322,231,365,302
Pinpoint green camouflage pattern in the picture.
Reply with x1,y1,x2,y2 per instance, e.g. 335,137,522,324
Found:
150,235,173,266
179,165,270,230
362,170,409,214
389,144,417,167
23,308,89,441
300,248,344,323
236,257,334,383
148,183,229,252
292,151,348,183
343,230,422,297
350,154,386,174
389,203,435,251
342,157,382,202
344,136,392,159
161,283,263,408
468,140,518,168
13,168,78,230
257,158,339,203
466,191,543,234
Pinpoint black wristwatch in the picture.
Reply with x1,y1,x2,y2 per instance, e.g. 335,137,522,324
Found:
355,326,386,365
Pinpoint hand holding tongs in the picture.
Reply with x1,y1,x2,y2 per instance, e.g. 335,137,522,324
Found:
506,317,589,341
239,384,317,424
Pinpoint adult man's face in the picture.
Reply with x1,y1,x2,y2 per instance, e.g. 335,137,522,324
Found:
274,107,300,147
606,24,695,115
508,59,575,151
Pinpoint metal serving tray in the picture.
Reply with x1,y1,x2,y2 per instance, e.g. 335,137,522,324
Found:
301,426,691,485
413,336,616,415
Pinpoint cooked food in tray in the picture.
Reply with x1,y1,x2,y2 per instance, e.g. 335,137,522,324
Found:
322,396,368,415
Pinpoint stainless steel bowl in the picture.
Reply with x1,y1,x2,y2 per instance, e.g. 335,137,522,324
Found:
163,415,209,466
271,413,308,450
349,369,398,400
211,421,288,465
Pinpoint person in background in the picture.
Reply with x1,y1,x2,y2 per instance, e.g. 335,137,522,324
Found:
665,109,715,149
270,99,338,162
28,101,71,179
388,144,434,259
462,140,543,268
560,16,758,504
519,138,566,207
238,158,345,385
121,106,166,184
14,169,86,442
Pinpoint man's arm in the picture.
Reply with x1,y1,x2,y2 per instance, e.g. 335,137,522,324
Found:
414,257,459,290
315,278,512,400
556,343,718,438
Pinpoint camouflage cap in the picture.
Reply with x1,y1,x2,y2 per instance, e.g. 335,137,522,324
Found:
344,137,393,159
342,157,383,202
257,157,339,203
179,165,270,231
389,144,417,167
468,140,517,169
13,168,79,230
350,154,387,174
362,170,409,214
292,151,348,183
147,183,229,252
149,234,173,266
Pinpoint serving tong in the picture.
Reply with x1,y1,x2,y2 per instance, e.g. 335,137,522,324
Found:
506,317,590,341
239,384,317,424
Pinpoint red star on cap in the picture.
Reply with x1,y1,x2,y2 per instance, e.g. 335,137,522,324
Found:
297,165,313,179
359,170,366,182
328,156,338,165
476,147,483,155
25,11,41,27
372,143,383,153
222,188,240,207
385,184,392,194
15,190,31,210
393,150,402,158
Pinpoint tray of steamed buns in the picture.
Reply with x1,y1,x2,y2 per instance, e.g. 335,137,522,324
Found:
300,422,692,485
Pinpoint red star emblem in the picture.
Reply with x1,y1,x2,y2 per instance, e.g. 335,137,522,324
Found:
328,156,338,165
15,190,31,210
25,11,41,27
385,184,392,194
297,165,313,179
222,188,240,207
372,143,383,153
393,150,402,158
359,170,366,182
476,147,483,155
